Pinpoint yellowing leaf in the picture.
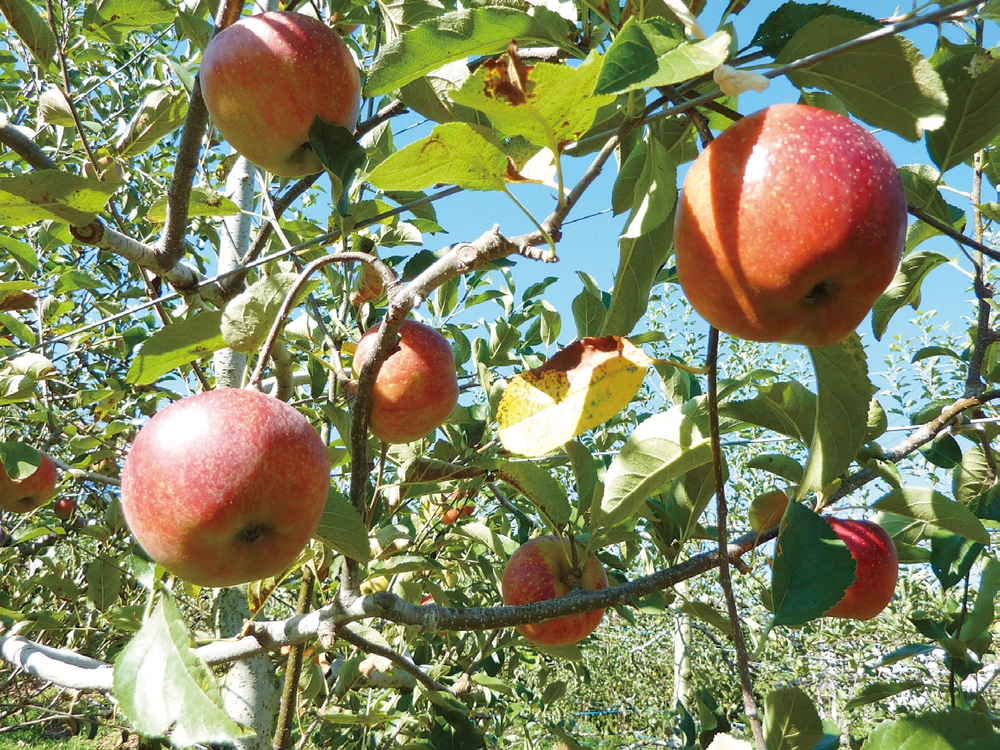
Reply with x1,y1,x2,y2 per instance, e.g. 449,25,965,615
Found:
497,336,653,457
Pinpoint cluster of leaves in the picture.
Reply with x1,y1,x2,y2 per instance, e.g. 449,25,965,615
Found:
1,0,1000,748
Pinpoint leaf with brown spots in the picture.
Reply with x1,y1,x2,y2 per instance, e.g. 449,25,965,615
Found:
497,336,653,457
481,40,533,105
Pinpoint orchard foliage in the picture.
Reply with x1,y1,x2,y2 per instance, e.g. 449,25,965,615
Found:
1,0,1000,749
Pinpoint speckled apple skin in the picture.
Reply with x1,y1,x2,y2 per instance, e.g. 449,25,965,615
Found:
502,536,608,646
674,104,907,347
0,452,58,513
200,11,361,177
353,320,459,444
823,518,898,620
121,388,330,588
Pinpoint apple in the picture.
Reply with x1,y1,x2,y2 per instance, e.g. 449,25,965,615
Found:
823,517,898,620
441,505,474,524
674,104,907,347
501,536,608,646
352,319,459,444
52,497,76,520
199,11,361,177
120,388,330,588
0,452,59,514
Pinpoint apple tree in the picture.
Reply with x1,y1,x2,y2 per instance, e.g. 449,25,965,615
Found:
1,0,999,748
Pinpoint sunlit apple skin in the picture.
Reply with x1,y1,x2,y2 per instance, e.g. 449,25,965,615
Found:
121,388,330,588
353,320,459,444
52,497,76,520
0,452,58,513
823,517,898,620
674,104,907,347
501,536,608,646
441,505,474,524
200,11,361,177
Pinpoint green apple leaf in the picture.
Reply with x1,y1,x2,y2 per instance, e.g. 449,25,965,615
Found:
926,40,1000,173
125,311,226,386
593,19,730,96
596,399,713,531
450,52,614,151
0,440,43,480
493,459,571,528
747,453,805,484
752,3,875,58
862,711,1000,750
221,273,313,355
116,89,189,158
771,502,855,626
677,599,732,637
82,0,176,43
0,170,122,227
720,381,817,445
952,444,991,504
776,16,947,141
764,686,824,750
843,680,925,711
85,556,123,612
571,286,606,339
367,122,507,192
959,556,1000,641
872,487,990,544
314,488,371,565
148,186,240,223
799,334,871,498
929,532,982,591
602,217,674,338
0,0,57,69
113,596,249,747
310,118,368,216
366,5,577,96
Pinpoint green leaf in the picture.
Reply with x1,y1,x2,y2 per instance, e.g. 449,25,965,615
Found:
929,532,982,591
926,40,1000,173
601,218,673,337
0,311,37,346
113,597,248,746
594,19,730,96
620,136,677,240
872,250,951,340
677,599,732,637
571,288,606,338
597,400,713,530
722,381,816,444
771,502,855,626
952,445,991,505
85,556,122,612
872,488,990,544
495,460,571,528
221,273,306,354
959,556,1000,641
776,16,947,141
862,711,1000,749
82,0,176,43
843,680,925,710
764,686,824,750
148,186,239,223
125,311,226,386
310,118,368,215
116,89,189,158
450,52,614,151
314,488,371,565
0,170,122,227
747,454,804,484
752,2,875,58
0,0,56,69
366,6,577,96
0,440,42,480
367,122,507,192
800,335,871,498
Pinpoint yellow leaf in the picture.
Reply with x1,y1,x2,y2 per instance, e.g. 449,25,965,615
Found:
497,336,653,457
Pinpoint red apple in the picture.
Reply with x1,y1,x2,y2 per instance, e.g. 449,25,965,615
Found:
52,497,76,520
674,104,907,347
823,517,898,620
501,536,608,646
200,11,361,177
0,452,59,514
120,388,330,588
352,320,459,444
441,505,474,524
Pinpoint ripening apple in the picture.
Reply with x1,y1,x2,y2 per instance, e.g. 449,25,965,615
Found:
352,319,459,444
121,388,330,588
0,452,59,514
200,11,361,177
674,104,907,347
52,497,76,520
823,517,898,620
502,536,608,646
441,505,474,524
